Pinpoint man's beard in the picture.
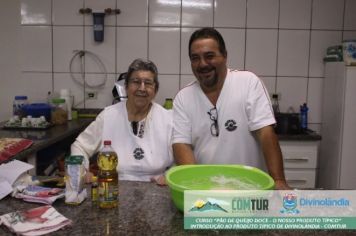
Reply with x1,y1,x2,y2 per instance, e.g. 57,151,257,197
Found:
197,66,219,88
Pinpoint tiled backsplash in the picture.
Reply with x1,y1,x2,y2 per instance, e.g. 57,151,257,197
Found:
15,0,356,132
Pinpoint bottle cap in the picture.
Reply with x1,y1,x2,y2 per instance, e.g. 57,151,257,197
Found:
103,140,111,145
15,96,28,100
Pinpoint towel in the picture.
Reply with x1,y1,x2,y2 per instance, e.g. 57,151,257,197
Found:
0,138,33,163
0,205,71,236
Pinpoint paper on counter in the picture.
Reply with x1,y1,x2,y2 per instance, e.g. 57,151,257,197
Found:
0,160,34,200
0,177,13,200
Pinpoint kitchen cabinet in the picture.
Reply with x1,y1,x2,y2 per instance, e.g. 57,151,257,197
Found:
280,141,319,189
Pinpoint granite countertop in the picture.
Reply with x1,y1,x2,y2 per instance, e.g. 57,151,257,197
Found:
0,181,355,235
277,129,322,141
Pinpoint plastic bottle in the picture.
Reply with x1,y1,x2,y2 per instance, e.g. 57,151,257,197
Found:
300,103,309,131
13,95,28,118
97,140,118,209
163,98,173,109
271,94,280,114
60,89,72,121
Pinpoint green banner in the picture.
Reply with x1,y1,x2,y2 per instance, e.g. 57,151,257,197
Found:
184,217,356,230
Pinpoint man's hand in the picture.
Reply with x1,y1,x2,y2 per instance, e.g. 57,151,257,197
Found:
274,179,292,190
172,143,196,164
255,126,289,189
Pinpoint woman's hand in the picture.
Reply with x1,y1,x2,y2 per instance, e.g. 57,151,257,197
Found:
85,171,94,183
150,175,167,186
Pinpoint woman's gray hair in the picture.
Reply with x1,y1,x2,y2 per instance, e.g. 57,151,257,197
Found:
125,58,159,92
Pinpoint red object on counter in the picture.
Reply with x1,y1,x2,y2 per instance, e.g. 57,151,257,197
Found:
0,138,33,163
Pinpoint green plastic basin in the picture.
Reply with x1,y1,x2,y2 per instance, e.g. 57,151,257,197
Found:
166,165,275,211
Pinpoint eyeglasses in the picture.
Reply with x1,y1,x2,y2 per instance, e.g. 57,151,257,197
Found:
129,78,155,89
207,107,219,137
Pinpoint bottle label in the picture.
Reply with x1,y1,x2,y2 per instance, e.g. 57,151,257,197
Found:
98,180,118,202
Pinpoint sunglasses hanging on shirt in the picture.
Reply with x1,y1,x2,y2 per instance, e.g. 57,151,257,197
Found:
131,120,145,138
207,107,219,137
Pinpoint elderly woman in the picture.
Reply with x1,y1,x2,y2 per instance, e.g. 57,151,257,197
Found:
71,59,173,183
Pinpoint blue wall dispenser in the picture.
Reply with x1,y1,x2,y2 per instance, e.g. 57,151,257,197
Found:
93,12,106,42
79,8,121,43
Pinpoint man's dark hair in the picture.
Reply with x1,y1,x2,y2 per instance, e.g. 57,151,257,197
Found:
188,27,227,58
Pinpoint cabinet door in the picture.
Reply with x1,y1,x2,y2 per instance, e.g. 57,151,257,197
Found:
285,170,316,189
280,141,318,169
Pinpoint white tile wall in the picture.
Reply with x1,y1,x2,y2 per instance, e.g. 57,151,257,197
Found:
116,0,148,26
52,0,83,26
180,27,197,75
20,0,51,25
219,28,245,70
182,0,213,27
53,26,83,73
149,27,180,74
116,27,148,73
14,0,356,126
344,0,356,30
149,0,181,26
279,0,311,29
246,29,278,76
343,31,356,41
277,30,310,77
214,0,246,28
20,26,52,72
312,0,344,30
247,0,279,28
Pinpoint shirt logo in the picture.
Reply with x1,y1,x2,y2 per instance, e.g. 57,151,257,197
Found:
133,147,145,160
225,119,237,131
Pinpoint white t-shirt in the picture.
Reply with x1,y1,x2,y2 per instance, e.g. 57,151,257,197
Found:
71,101,173,181
172,69,275,170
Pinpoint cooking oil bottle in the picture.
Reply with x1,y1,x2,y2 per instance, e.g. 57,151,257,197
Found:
97,140,118,208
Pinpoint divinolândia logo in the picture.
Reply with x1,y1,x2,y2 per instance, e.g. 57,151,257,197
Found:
280,193,300,214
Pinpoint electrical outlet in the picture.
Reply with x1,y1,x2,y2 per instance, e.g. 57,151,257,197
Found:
271,93,281,101
86,91,98,100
